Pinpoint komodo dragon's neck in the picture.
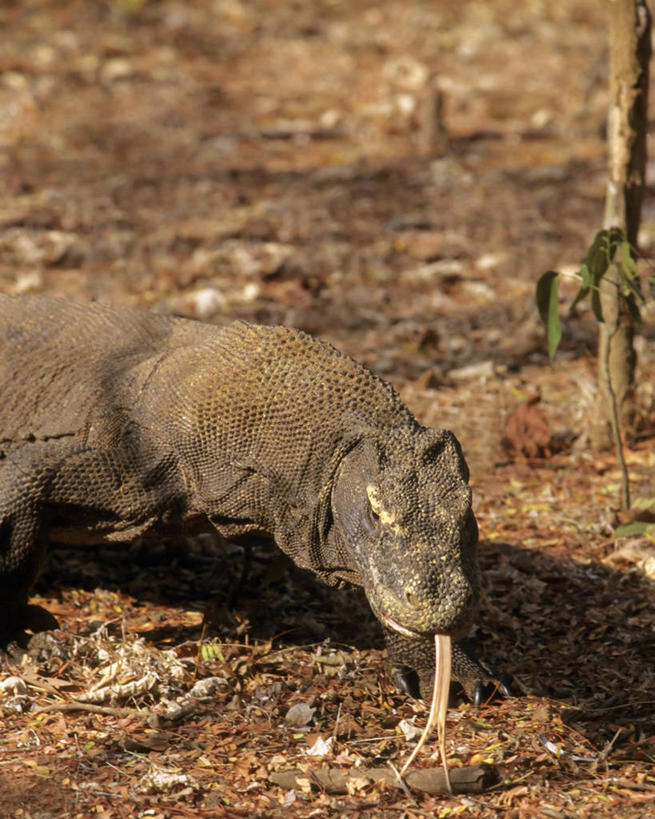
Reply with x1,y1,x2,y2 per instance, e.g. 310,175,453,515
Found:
158,320,416,580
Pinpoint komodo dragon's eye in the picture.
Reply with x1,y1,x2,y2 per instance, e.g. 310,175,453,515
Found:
366,484,398,529
360,491,379,530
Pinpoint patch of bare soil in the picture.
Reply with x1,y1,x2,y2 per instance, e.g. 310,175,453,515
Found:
1,1,654,816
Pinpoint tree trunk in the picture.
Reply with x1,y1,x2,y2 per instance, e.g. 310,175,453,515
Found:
598,0,650,444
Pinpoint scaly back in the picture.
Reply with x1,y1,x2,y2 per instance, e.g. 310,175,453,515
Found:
154,320,418,503
0,295,208,444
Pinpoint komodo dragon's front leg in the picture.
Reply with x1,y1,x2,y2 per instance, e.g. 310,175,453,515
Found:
384,628,512,705
0,440,184,637
0,443,65,638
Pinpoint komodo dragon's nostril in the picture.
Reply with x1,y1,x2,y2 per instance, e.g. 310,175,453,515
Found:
405,589,419,607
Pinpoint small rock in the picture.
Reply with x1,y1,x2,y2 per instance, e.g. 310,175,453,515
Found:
101,58,133,83
449,360,495,382
285,702,315,728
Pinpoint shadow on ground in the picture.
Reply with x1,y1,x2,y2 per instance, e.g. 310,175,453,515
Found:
35,532,655,759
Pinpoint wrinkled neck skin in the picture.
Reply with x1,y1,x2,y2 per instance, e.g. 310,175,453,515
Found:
268,431,369,587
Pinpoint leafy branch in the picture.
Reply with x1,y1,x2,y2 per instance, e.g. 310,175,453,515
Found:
536,228,653,510
536,228,650,360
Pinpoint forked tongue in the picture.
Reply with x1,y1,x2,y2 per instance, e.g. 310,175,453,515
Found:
400,633,452,794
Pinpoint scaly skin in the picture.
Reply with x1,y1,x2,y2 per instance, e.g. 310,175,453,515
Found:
0,295,501,698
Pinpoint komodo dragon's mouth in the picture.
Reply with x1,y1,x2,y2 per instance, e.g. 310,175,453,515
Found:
368,594,433,640
377,609,423,639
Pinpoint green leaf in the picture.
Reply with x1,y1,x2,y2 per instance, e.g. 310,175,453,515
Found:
582,231,615,324
607,225,624,253
614,520,655,538
585,230,612,281
579,263,592,289
622,276,644,301
590,281,604,322
536,271,562,359
536,271,558,324
620,239,638,280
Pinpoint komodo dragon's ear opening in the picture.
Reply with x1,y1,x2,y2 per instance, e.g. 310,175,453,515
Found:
331,438,381,544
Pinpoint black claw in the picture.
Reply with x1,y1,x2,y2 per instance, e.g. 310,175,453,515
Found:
497,673,514,699
383,626,515,706
390,666,421,699
472,672,514,706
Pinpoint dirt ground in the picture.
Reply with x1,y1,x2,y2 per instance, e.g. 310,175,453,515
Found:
1,1,655,816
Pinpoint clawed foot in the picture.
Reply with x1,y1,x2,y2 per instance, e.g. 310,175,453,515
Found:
390,655,513,705
384,628,514,705
0,602,60,651
461,665,514,707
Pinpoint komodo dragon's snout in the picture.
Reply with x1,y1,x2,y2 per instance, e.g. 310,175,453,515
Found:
331,427,480,640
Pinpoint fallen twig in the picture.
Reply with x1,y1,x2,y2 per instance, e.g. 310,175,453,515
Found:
269,763,500,795
34,701,141,717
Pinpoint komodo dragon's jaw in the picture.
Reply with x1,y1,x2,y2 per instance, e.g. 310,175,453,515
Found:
363,566,478,642
330,428,480,640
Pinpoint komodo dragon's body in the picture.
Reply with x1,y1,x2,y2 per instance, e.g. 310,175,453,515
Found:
0,295,499,700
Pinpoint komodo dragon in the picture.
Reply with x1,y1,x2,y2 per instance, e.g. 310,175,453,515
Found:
0,295,505,702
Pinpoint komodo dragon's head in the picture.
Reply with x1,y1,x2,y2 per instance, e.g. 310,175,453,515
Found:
330,427,479,640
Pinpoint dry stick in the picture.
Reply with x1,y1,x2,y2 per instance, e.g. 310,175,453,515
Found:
35,701,139,717
602,320,631,509
400,633,452,794
332,701,342,742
